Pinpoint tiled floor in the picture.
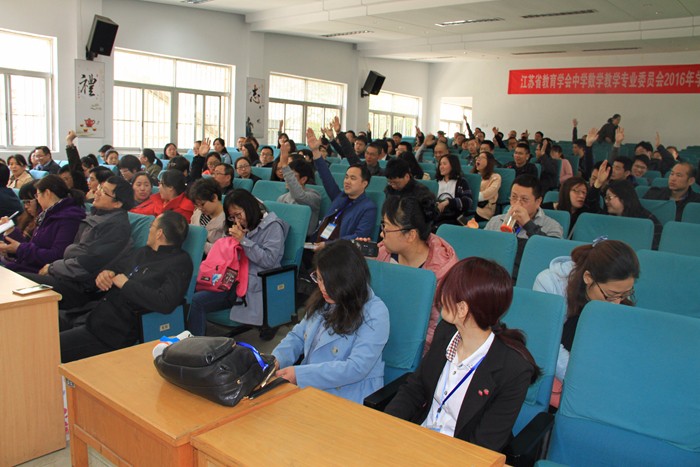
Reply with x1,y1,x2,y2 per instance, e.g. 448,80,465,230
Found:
18,322,294,467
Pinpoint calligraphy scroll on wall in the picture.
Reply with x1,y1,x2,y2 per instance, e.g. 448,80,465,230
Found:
75,59,105,137
508,64,700,94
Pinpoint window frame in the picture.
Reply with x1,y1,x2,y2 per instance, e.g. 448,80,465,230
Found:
113,49,232,153
267,73,346,146
368,91,421,139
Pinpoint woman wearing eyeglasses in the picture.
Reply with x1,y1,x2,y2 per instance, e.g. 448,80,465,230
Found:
188,189,288,338
541,176,599,234
0,175,85,273
533,239,639,382
272,240,389,404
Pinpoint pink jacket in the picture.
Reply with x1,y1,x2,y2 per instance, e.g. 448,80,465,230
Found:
375,233,458,355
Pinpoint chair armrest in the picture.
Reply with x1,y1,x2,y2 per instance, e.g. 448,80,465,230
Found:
257,264,297,278
505,412,555,467
363,372,409,411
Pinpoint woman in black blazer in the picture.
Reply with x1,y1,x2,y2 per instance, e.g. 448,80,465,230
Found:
385,257,540,453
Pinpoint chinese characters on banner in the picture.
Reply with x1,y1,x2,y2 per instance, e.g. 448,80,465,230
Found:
508,64,700,94
246,77,266,138
75,59,105,137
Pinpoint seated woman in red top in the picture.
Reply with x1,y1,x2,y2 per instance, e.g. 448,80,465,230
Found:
130,169,194,222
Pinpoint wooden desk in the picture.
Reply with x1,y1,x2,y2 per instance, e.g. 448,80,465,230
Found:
192,387,506,466
59,342,298,467
0,268,64,466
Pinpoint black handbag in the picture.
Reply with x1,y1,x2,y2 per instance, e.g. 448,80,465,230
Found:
154,336,276,406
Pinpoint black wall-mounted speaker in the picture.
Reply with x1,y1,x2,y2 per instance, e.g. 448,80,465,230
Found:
86,15,119,60
361,71,385,97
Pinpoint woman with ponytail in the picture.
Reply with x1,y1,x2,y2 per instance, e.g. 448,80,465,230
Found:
385,257,540,453
356,192,458,354
0,174,86,273
534,238,639,380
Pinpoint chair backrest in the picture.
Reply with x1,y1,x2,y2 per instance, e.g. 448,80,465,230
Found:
264,201,311,268
436,224,517,275
515,235,586,288
12,188,20,198
494,167,515,207
416,179,438,195
251,180,288,202
233,178,254,192
364,190,386,241
572,213,654,250
543,191,559,204
181,225,208,304
495,152,513,166
464,173,483,208
651,177,669,188
251,167,272,180
640,198,676,225
127,213,156,249
306,184,332,219
367,260,437,385
29,169,48,179
542,209,571,238
329,164,348,174
635,185,650,198
634,249,700,318
659,221,700,257
635,177,649,186
502,287,566,434
547,302,700,466
681,202,700,224
368,175,387,192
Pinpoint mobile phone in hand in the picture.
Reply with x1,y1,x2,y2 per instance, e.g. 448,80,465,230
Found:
351,240,379,257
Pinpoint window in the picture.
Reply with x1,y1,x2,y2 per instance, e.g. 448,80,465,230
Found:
439,103,472,136
0,29,54,149
369,91,420,139
113,49,232,152
268,74,345,145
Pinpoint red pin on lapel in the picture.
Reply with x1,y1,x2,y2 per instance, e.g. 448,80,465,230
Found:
484,389,490,396
478,390,484,396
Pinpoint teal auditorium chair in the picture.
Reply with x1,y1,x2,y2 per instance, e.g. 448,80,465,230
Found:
571,213,654,250
436,224,517,275
368,175,387,192
515,236,586,289
251,180,287,202
464,173,483,212
502,288,565,435
330,164,347,174
307,184,332,220
233,178,254,192
645,170,663,181
29,169,48,179
635,185,650,198
543,191,558,204
367,261,436,385
681,202,700,223
650,177,669,188
542,209,570,239
364,190,386,241
416,179,438,195
207,202,311,331
128,213,208,341
540,303,700,466
250,167,272,180
495,168,516,212
634,249,700,318
659,221,700,257
639,199,676,225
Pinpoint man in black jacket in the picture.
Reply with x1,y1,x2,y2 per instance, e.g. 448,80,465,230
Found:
643,162,700,221
384,158,432,199
59,211,193,362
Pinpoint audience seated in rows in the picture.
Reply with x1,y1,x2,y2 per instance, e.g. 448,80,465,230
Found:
275,143,321,238
131,169,194,222
643,161,700,221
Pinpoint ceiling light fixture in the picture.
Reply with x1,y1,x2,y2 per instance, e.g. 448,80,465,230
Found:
582,47,641,52
512,50,567,55
181,0,213,4
521,9,597,19
321,30,373,38
435,18,504,27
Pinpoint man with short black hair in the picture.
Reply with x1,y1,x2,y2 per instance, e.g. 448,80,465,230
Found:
212,163,234,196
384,158,432,199
632,155,651,178
505,143,538,178
644,162,700,221
234,157,261,184
392,132,402,148
611,156,636,186
34,146,60,174
396,142,413,157
276,143,321,237
59,211,193,362
22,176,134,311
353,135,368,159
259,146,275,167
118,155,142,183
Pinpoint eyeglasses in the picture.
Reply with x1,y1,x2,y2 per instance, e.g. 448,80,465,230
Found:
594,281,635,302
309,271,322,284
97,184,116,200
380,221,411,234
509,194,533,204
212,171,227,176
604,194,618,202
227,210,245,222
571,189,587,196
236,164,251,169
22,199,35,205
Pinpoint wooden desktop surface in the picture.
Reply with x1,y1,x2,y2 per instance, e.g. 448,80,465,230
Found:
192,387,506,467
0,268,64,466
59,342,298,466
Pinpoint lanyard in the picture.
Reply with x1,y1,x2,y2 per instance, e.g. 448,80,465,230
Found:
332,198,355,222
436,355,486,415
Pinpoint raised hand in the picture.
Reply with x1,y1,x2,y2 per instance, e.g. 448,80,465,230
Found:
595,160,611,188
66,130,77,145
572,118,578,127
198,137,211,157
655,131,661,148
306,128,322,160
279,141,291,167
331,116,341,134
586,128,599,147
615,127,625,146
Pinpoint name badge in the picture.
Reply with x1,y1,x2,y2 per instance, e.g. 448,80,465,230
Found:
319,222,337,240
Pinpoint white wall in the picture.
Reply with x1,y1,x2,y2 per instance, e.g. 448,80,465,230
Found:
427,52,700,149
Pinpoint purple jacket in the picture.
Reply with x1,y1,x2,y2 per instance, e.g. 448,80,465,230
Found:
6,198,86,274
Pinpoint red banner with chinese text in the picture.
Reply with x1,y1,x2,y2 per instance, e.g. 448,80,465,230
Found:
508,64,700,94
